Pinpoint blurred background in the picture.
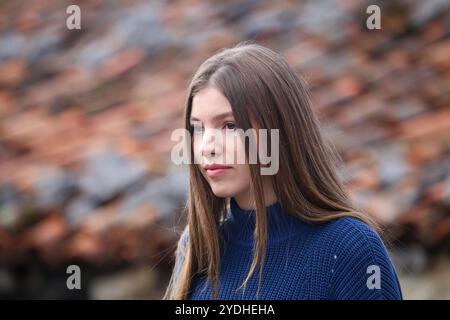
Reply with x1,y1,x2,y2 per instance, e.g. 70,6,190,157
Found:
0,0,450,299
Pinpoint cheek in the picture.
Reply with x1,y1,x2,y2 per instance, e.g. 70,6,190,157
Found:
229,164,252,192
192,136,202,163
225,133,247,165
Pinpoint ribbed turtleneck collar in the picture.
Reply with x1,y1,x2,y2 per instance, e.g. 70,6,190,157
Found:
223,197,305,246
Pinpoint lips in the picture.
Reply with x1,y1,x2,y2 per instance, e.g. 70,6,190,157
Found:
204,163,232,177
204,164,232,170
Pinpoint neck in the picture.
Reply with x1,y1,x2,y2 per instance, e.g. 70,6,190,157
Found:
233,179,277,210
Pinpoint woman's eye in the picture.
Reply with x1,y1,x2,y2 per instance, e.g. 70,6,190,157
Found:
224,122,236,131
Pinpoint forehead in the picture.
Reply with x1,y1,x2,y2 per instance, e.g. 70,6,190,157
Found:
191,87,233,120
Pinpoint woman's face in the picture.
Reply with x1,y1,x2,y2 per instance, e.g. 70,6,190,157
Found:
190,86,252,200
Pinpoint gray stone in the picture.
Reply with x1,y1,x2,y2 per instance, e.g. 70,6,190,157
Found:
34,166,77,210
113,3,171,56
390,245,428,275
0,31,26,61
0,183,29,229
78,39,119,69
26,28,62,64
218,0,258,23
118,166,188,219
372,145,411,188
239,9,289,39
421,156,450,192
79,149,147,202
408,0,450,26
443,171,450,206
64,195,97,228
389,97,427,121
293,0,349,36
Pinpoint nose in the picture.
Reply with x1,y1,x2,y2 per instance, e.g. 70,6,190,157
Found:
200,128,221,158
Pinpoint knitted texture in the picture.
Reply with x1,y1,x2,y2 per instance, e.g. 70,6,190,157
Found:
175,197,403,300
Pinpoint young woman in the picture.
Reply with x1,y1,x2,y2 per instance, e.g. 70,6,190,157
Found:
164,42,403,300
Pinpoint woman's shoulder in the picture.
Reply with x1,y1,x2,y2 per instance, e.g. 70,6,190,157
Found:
308,215,394,271
316,215,384,249
317,216,402,299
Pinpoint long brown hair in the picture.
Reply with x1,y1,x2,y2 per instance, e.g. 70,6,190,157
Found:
163,42,379,300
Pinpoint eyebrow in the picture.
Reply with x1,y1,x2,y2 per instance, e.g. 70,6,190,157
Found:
190,111,234,122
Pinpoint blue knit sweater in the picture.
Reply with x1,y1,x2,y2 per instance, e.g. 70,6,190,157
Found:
177,197,402,300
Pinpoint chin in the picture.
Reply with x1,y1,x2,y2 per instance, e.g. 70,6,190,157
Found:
210,186,233,198
209,182,236,198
